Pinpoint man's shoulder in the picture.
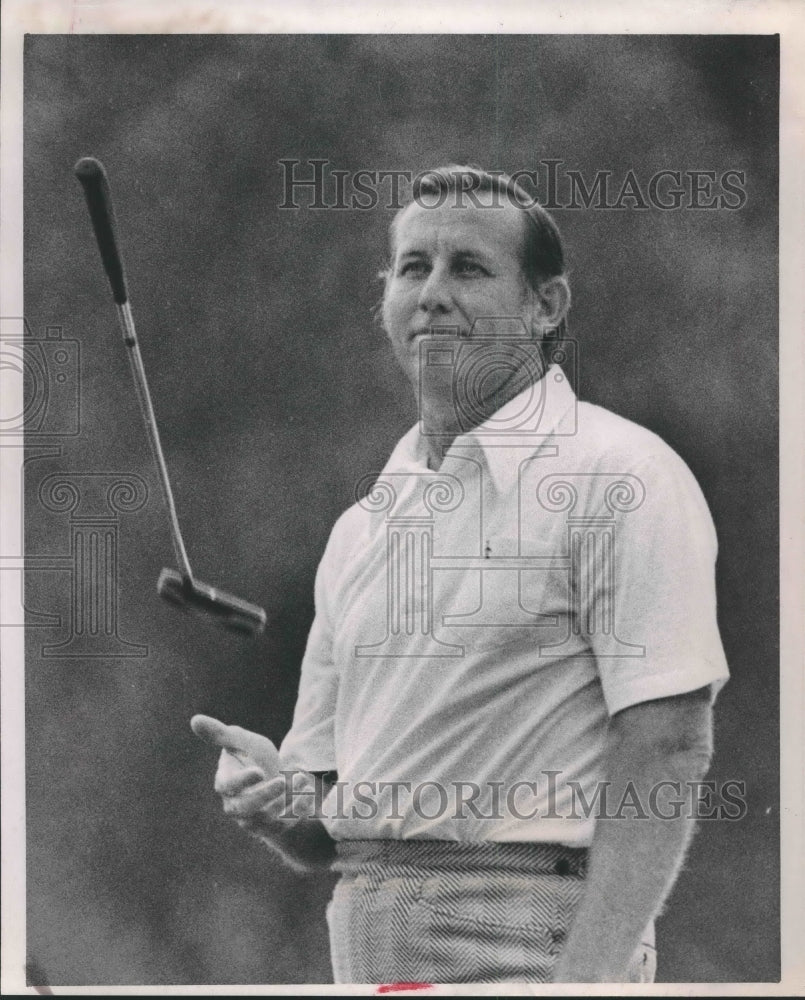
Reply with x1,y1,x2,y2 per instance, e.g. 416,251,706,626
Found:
326,495,366,540
573,399,688,473
317,488,378,569
325,424,424,540
568,400,714,528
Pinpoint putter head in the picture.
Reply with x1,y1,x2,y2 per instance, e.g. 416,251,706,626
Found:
157,568,267,636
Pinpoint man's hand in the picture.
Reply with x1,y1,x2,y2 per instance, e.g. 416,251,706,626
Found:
190,714,336,873
191,713,284,837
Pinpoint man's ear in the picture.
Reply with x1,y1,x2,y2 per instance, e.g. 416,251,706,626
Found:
534,275,571,331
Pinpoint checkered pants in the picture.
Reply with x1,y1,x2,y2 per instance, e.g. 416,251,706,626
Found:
326,840,657,984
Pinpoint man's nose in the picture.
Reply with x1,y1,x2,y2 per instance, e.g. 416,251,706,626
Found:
418,263,453,314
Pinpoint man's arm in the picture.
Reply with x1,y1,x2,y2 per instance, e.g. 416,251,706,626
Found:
550,684,714,983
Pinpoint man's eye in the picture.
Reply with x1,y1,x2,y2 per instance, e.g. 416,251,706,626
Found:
456,261,488,277
399,260,429,277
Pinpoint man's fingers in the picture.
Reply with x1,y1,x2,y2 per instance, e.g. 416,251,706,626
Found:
214,752,265,796
191,714,281,775
222,775,288,820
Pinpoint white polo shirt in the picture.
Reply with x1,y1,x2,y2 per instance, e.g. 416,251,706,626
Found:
279,366,729,845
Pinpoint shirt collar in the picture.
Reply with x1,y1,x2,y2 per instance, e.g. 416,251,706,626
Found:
383,365,578,493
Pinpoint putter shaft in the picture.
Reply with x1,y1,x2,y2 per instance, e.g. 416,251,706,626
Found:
115,300,193,580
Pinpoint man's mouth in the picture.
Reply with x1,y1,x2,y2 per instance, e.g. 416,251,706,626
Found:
409,325,469,341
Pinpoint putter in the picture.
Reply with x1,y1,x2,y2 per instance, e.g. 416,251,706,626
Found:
75,156,267,636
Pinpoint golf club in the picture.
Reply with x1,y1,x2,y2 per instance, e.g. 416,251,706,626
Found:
75,156,267,636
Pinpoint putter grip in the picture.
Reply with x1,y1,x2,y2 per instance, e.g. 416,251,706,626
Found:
74,157,129,304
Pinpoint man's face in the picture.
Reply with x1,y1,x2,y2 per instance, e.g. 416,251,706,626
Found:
381,199,538,398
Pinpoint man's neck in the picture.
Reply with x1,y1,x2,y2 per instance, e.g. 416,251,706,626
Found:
419,364,546,472
423,435,452,472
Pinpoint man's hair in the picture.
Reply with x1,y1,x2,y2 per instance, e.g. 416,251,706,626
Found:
389,164,569,346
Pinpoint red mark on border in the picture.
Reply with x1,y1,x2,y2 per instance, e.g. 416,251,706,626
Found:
376,985,433,995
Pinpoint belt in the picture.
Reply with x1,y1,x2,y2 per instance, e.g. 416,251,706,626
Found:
332,839,588,878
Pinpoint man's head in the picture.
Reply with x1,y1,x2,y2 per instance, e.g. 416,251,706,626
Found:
380,165,571,430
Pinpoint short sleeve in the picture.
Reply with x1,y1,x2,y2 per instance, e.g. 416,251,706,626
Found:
278,521,343,772
586,449,730,715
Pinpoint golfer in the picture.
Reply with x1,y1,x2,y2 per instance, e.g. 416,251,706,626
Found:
193,165,729,983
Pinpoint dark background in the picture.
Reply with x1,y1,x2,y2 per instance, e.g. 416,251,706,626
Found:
23,35,778,984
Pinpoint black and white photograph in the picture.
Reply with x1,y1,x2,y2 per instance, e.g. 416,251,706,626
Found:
1,2,802,993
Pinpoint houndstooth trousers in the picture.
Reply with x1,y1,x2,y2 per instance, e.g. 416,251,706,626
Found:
326,840,657,984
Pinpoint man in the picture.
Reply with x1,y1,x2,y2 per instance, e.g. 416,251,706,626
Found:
192,165,729,983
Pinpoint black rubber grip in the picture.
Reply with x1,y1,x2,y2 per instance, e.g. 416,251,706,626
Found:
74,157,129,304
